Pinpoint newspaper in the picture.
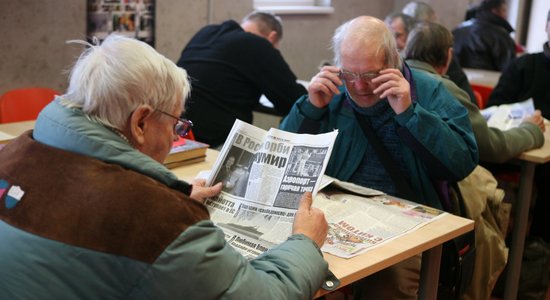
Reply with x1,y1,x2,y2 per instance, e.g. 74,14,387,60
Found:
206,119,338,259
315,191,445,258
204,120,445,260
481,98,535,130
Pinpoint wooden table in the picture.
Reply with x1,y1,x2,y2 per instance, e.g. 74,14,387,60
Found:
503,124,550,299
0,120,34,144
463,68,501,88
171,150,474,299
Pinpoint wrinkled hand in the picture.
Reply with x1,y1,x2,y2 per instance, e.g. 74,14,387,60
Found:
372,68,412,114
522,110,546,132
189,179,222,203
307,66,342,108
292,192,328,248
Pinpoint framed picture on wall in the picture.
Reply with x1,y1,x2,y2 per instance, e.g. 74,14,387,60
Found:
87,0,155,47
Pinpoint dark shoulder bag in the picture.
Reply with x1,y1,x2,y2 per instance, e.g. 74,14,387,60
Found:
354,111,476,300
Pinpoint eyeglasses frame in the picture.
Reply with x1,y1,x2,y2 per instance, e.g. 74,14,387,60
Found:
156,109,193,138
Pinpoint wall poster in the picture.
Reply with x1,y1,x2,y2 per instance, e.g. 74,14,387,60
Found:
87,0,155,47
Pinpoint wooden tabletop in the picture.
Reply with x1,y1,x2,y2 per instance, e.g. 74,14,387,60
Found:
0,120,34,144
314,213,473,297
171,148,220,182
518,123,550,164
463,68,501,88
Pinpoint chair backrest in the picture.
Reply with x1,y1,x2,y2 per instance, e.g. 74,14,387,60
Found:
0,87,59,123
472,90,484,109
470,84,493,109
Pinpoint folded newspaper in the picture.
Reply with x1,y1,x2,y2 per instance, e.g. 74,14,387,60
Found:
481,98,535,130
205,120,445,259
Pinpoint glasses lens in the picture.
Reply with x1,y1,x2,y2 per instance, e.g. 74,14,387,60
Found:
359,72,379,82
339,71,356,83
175,119,193,137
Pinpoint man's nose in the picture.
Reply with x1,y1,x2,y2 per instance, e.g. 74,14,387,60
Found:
353,79,374,89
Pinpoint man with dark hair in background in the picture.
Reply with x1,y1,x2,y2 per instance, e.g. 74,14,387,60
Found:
177,11,306,148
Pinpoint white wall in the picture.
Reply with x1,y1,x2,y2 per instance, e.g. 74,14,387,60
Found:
525,0,550,52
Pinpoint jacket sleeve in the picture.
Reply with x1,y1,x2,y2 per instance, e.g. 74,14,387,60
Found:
254,45,307,116
135,220,328,300
460,89,544,163
394,83,478,181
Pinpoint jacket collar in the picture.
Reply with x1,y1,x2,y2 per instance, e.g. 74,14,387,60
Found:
476,10,514,33
33,98,192,195
405,60,438,75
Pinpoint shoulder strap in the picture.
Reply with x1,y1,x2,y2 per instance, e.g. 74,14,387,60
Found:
353,110,419,203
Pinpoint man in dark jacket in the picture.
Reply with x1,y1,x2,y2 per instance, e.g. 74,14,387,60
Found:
487,9,550,243
177,11,306,148
452,0,516,71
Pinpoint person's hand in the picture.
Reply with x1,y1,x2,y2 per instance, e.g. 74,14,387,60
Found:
307,65,343,108
522,110,546,132
189,179,222,203
292,192,328,248
372,68,412,114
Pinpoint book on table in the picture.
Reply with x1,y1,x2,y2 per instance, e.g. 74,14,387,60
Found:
163,137,209,169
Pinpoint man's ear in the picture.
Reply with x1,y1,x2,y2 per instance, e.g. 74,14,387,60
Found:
267,31,279,48
446,47,453,69
128,105,154,147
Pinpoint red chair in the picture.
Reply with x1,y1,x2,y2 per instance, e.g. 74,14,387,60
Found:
473,90,484,109
470,84,493,109
0,87,59,123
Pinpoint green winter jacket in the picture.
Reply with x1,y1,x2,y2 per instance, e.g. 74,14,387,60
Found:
0,98,328,299
280,67,478,209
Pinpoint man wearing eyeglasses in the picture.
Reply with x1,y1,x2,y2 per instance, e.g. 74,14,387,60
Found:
280,16,478,299
0,34,329,299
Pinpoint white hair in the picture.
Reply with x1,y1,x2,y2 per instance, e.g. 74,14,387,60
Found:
332,16,401,69
63,34,190,130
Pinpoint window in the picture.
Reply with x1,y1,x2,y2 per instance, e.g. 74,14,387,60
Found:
253,0,334,14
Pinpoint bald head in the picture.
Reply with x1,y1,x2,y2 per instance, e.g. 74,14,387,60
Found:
332,16,401,69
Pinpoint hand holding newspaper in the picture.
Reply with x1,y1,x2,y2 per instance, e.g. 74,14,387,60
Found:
205,119,338,259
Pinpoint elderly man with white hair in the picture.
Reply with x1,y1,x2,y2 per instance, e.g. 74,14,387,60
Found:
0,34,329,299
280,16,478,299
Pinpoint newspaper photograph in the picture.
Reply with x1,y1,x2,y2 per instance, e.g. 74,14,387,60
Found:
315,191,446,259
205,119,338,259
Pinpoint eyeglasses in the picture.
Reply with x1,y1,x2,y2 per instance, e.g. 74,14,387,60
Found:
339,69,381,83
156,110,193,137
